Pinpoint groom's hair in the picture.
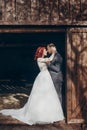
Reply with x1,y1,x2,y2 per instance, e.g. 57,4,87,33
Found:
47,43,56,48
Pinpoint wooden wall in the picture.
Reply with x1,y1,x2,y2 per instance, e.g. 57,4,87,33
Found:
0,0,87,125
67,28,87,123
0,0,87,25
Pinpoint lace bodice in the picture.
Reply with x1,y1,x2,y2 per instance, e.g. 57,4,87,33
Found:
37,53,55,71
37,59,47,71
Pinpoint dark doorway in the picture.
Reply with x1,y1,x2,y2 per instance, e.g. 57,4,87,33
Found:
0,32,66,100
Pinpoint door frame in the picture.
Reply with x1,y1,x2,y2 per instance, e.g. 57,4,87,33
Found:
0,26,67,124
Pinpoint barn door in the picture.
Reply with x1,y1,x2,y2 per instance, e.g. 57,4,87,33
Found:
67,28,87,124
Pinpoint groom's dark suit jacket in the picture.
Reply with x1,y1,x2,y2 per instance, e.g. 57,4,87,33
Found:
47,52,63,104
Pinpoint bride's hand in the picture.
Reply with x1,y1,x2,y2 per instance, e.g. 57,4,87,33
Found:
45,59,50,64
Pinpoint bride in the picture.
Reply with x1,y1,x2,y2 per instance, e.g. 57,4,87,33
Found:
0,47,64,125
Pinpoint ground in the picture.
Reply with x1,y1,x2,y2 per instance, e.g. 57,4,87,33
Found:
0,120,82,130
0,93,85,130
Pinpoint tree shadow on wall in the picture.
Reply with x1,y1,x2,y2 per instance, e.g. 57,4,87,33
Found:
67,36,87,123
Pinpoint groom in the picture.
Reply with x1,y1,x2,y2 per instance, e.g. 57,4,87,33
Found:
46,43,63,105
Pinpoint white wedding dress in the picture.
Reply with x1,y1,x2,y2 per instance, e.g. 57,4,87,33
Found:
0,54,64,125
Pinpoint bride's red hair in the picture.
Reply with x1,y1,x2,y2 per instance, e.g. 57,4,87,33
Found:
34,47,46,60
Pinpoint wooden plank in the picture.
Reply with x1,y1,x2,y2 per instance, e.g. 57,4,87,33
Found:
58,0,70,22
0,28,66,33
0,0,3,20
16,0,29,23
4,0,15,22
67,28,87,124
1,0,5,21
66,29,72,122
70,0,81,22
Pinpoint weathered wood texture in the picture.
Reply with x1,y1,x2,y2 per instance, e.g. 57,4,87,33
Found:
0,0,87,25
67,28,87,124
0,123,82,130
0,93,83,130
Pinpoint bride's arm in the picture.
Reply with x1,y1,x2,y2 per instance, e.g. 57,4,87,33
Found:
37,58,49,63
37,53,55,63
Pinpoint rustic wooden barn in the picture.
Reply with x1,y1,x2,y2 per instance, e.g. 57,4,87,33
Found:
0,0,87,129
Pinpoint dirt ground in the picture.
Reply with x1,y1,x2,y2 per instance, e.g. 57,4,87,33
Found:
0,93,85,130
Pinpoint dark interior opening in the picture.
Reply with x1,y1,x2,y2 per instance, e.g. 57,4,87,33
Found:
0,31,66,115
0,32,66,98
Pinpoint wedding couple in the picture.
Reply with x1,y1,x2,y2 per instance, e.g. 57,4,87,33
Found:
0,43,64,125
